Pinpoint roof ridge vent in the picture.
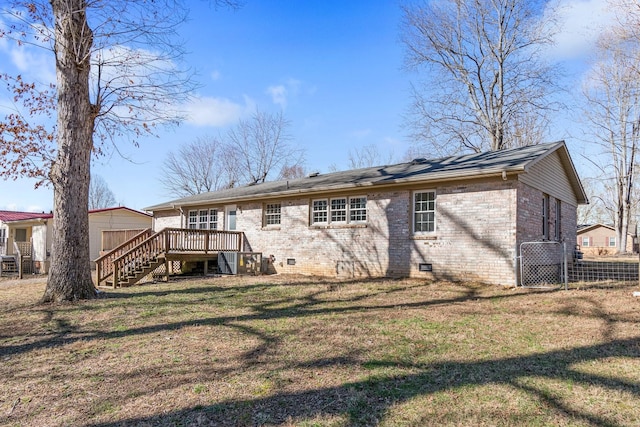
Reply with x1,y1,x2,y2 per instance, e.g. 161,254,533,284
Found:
308,171,320,178
410,158,427,165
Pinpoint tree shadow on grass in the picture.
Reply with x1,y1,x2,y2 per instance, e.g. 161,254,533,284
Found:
85,336,640,427
0,280,521,357
4,279,635,426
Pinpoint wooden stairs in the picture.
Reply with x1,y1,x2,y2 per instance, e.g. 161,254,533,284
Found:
105,255,165,287
0,256,18,276
95,228,244,288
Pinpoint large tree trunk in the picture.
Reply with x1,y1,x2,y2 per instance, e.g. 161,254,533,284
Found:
41,0,96,302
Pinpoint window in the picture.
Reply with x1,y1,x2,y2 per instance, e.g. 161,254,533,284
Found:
331,198,347,223
0,228,5,243
311,197,367,225
350,197,367,222
188,209,218,229
208,209,218,229
14,228,27,242
414,191,436,233
554,199,561,240
198,209,208,229
312,200,328,224
582,237,590,247
188,210,198,229
264,203,281,226
542,194,550,240
609,237,616,247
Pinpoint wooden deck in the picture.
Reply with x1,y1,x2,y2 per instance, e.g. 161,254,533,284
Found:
95,228,244,288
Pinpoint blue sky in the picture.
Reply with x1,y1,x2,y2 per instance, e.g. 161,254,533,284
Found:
0,0,616,212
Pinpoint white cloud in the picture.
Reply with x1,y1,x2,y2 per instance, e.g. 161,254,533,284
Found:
266,85,288,108
266,78,304,109
184,95,255,127
0,15,56,84
546,0,615,60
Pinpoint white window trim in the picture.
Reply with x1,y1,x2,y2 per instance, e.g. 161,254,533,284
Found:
349,196,367,223
311,196,367,226
263,203,282,226
187,208,218,230
413,190,436,234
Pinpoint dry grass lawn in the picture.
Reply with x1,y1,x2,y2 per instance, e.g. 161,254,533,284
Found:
0,274,639,426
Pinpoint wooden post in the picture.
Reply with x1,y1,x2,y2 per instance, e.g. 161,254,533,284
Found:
165,257,169,282
96,261,102,288
113,263,119,289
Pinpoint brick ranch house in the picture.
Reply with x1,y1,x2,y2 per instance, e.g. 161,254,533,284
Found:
145,141,588,286
577,223,637,255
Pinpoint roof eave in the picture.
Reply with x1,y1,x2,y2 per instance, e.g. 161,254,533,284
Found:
146,168,524,212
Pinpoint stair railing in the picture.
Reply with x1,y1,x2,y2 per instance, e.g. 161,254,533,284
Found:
95,228,153,286
109,228,244,288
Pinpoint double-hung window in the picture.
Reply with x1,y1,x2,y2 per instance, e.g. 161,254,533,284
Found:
331,198,347,223
609,236,616,247
542,194,550,240
264,203,282,226
188,209,218,229
311,196,367,225
350,197,367,222
414,191,436,233
312,200,328,224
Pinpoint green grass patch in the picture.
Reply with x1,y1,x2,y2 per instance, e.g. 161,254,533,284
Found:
0,275,638,426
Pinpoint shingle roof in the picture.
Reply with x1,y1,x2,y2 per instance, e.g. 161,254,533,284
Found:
145,141,587,211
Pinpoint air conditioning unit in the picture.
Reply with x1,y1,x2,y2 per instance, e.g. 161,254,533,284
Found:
219,252,262,275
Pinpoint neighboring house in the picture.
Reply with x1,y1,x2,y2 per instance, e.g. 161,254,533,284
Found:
577,223,637,255
0,210,53,273
0,207,151,273
145,141,588,286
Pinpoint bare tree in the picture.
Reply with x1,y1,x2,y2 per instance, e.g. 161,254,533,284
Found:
581,1,640,253
0,0,237,302
160,136,234,197
279,164,306,180
89,174,117,209
226,109,305,185
401,0,558,154
347,144,395,169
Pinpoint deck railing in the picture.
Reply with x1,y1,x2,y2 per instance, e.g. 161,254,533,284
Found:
95,228,153,286
98,228,244,287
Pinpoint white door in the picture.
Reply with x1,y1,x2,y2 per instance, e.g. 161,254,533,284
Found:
225,205,237,231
